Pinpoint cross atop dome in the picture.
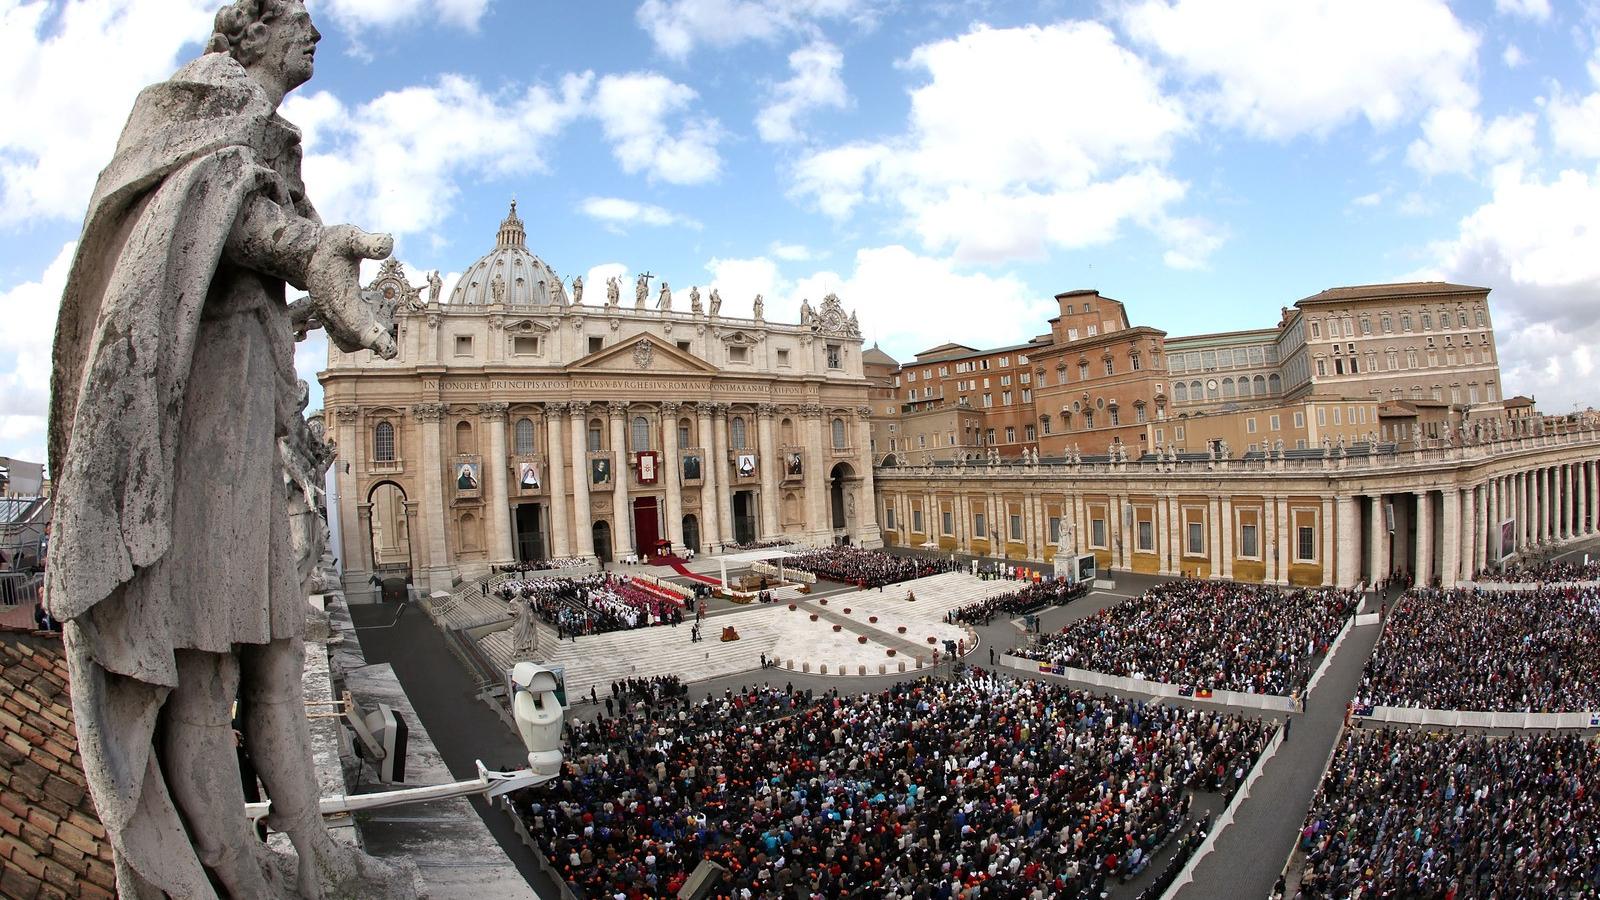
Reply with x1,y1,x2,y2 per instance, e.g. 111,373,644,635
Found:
496,198,526,250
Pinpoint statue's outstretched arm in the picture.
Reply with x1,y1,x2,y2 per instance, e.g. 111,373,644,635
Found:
226,194,322,289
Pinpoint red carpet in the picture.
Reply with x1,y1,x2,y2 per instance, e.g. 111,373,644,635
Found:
648,553,687,566
669,562,721,585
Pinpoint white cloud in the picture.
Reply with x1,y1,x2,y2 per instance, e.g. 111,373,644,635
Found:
579,196,701,231
0,0,216,226
756,41,848,143
1121,0,1479,140
770,242,814,260
0,240,77,462
283,72,591,242
1493,0,1551,21
592,73,722,184
1549,88,1600,158
1502,43,1527,68
635,0,870,61
1351,191,1384,207
791,22,1207,266
706,256,785,317
1406,108,1538,176
314,0,490,32
1428,162,1600,410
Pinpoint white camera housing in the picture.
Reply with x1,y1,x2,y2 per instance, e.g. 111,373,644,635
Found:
510,662,564,776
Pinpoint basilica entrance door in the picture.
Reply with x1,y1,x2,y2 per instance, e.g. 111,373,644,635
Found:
633,497,660,558
732,491,757,545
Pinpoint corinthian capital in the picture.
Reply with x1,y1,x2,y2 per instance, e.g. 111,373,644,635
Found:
608,401,630,418
477,401,510,420
660,401,682,416
332,405,361,423
411,402,448,422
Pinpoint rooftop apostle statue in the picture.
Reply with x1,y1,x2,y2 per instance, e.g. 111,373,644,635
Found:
46,1,412,896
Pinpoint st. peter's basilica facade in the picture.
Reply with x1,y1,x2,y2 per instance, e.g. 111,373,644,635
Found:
320,203,881,593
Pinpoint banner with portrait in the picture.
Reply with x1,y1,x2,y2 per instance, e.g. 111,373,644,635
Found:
455,462,481,495
785,451,804,477
637,451,659,485
1498,518,1515,560
736,453,756,478
591,457,611,485
682,453,703,482
518,461,540,492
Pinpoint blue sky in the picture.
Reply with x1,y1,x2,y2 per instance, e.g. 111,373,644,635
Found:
4,0,1600,466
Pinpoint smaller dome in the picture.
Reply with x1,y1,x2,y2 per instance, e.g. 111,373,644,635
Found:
448,200,564,306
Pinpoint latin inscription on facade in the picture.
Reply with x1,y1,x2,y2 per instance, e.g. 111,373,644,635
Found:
423,378,805,395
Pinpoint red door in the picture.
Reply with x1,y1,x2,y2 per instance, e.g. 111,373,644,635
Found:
632,497,659,559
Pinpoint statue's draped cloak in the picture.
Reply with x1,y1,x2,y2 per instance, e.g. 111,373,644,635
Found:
46,53,311,896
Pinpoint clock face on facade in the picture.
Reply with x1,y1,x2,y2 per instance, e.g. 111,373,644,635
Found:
1207,379,1218,391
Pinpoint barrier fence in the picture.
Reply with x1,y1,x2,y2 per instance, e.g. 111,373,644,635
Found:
1354,705,1600,730
1001,654,1297,713
1161,723,1286,898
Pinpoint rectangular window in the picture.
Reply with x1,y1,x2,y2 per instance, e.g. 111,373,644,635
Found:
983,394,993,408
1155,427,1164,444
1002,391,1012,405
942,510,954,536
1022,389,1032,403
1079,362,1089,380
588,336,604,354
1004,426,1016,442
1246,417,1257,434
974,513,986,538
729,346,748,362
985,428,996,444
1135,405,1146,424
513,335,540,355
1009,514,1023,541
912,508,924,533
1137,520,1153,552
826,344,842,368
455,335,474,355
1091,518,1107,548
1104,359,1115,375
777,348,790,366
1020,372,1031,384
1294,412,1305,428
1297,525,1316,562
1240,523,1259,558
1109,408,1119,426
884,506,896,530
1175,425,1186,441
1187,521,1204,555
1048,516,1061,544
1000,375,1012,386
1025,424,1037,441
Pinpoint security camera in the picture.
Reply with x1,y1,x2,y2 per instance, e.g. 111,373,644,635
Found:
510,662,565,776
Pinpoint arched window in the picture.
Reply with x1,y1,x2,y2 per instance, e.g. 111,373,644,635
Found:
1173,382,1189,402
731,416,748,449
1253,374,1266,395
1267,373,1282,394
454,421,473,455
374,421,395,461
1236,377,1251,398
831,417,847,449
678,418,692,448
514,417,536,455
588,419,603,452
631,415,651,451
1221,378,1236,399
1189,380,1202,399
781,418,795,444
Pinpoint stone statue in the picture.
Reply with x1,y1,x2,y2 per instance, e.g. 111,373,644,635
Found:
689,285,703,315
1059,522,1077,557
511,597,535,653
635,272,649,309
550,276,568,307
490,273,506,304
753,293,764,320
708,288,722,317
657,281,672,310
427,268,442,304
606,275,621,308
800,298,814,326
45,2,411,896
572,274,583,305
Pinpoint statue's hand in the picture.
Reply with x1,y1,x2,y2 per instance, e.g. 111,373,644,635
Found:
307,225,398,359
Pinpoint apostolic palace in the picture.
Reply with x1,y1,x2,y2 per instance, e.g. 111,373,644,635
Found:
320,202,1600,595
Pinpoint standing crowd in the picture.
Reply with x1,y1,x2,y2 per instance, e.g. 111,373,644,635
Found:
1358,586,1600,712
513,670,1269,899
948,579,1089,626
1016,581,1357,696
499,574,685,639
783,548,957,589
1492,558,1600,584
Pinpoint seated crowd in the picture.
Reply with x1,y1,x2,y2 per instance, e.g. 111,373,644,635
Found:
498,574,684,638
783,548,956,589
1296,728,1600,897
513,670,1269,899
949,579,1089,626
1017,581,1357,696
1358,586,1600,712
1493,558,1600,584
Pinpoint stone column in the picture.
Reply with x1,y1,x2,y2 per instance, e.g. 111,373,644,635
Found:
757,405,782,540
569,405,595,560
354,503,374,580
696,405,722,550
480,402,514,566
1274,495,1289,585
661,402,686,552
1413,490,1432,588
854,407,883,548
1320,496,1335,586
1220,496,1234,580
1369,495,1388,585
712,405,735,545
1024,492,1039,561
801,405,828,544
1155,498,1171,575
1208,496,1222,578
606,403,633,558
1336,495,1360,588
1533,467,1545,543
544,404,570,559
1439,487,1459,588
1467,486,1481,580
1517,471,1528,549
332,406,365,585
1169,495,1184,578
1589,460,1598,533
412,402,452,586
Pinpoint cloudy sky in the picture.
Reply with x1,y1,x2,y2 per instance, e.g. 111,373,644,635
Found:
4,0,1600,466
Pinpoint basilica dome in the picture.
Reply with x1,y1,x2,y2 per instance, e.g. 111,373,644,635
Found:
447,201,565,306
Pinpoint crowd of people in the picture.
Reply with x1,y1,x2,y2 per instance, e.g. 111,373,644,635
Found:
498,574,686,639
512,669,1270,899
1358,586,1600,712
1492,558,1600,584
1295,728,1600,897
783,548,957,589
948,579,1089,626
1016,581,1357,696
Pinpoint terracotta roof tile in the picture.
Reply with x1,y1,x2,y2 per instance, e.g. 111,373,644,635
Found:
0,633,114,897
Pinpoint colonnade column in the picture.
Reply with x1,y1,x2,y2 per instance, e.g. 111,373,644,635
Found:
1207,496,1222,578
1220,497,1234,580
606,404,632,558
1264,496,1278,584
1517,472,1529,549
661,402,685,553
1320,496,1335,586
756,405,781,540
1413,490,1432,588
801,405,828,543
1156,499,1171,575
570,405,596,560
1589,460,1598,533
1336,495,1360,588
543,404,570,560
696,404,721,552
1276,495,1291,585
1439,488,1460,589
1367,495,1386,585
712,405,735,546
481,402,514,566
413,403,451,584
1168,496,1183,578
1025,494,1040,561
854,407,882,547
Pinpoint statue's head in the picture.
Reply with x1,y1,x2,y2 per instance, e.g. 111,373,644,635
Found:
208,0,320,94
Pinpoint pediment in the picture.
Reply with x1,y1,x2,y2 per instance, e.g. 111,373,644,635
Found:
570,333,719,375
719,329,760,347
507,318,554,335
